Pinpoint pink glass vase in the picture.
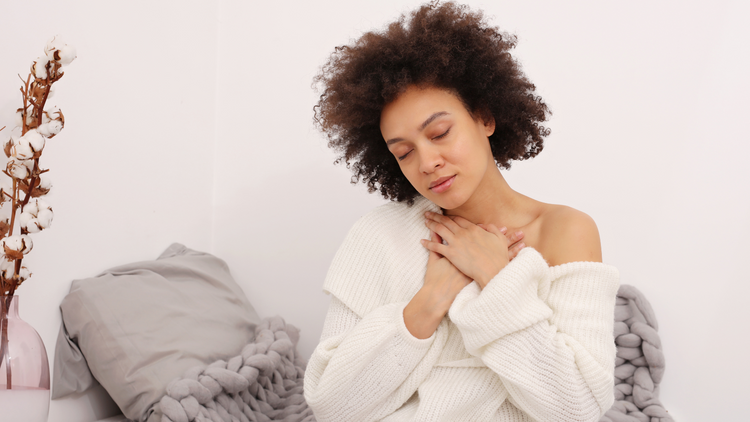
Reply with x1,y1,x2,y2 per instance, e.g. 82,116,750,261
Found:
0,295,50,422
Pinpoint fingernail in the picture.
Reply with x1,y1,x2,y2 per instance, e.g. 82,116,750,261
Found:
515,231,523,237
519,242,526,248
500,227,507,233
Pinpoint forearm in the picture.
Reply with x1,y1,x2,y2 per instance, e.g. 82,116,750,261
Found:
477,320,614,422
305,298,446,422
449,248,619,422
403,283,456,339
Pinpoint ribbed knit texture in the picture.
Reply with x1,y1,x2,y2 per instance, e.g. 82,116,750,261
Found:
304,198,620,422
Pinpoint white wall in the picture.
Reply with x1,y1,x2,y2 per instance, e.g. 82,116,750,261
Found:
1,0,748,421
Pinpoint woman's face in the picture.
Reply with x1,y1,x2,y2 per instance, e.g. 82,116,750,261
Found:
380,86,496,210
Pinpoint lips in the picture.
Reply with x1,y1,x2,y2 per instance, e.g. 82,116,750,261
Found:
429,175,455,193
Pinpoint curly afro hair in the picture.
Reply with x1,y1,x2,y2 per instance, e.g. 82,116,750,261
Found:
314,1,551,204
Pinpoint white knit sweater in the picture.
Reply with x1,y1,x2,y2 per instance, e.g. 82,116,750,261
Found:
304,197,619,422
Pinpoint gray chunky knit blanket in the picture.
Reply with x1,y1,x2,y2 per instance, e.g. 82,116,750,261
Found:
159,317,315,422
157,285,671,422
600,284,674,422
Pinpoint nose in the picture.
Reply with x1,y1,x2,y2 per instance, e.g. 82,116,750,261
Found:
418,144,444,174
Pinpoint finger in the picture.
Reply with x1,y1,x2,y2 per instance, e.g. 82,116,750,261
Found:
449,215,475,230
424,219,454,243
485,224,509,242
509,241,526,260
420,237,449,257
506,230,525,247
480,224,507,235
432,230,443,245
425,231,443,261
425,211,462,234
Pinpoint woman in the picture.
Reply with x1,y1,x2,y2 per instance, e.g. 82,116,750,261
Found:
304,3,619,421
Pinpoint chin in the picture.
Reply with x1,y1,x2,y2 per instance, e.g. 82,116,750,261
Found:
424,191,468,212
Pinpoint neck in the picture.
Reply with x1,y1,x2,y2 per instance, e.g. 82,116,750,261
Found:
443,167,529,228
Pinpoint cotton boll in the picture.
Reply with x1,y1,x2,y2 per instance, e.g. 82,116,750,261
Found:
18,266,31,281
36,198,51,210
43,107,63,128
14,110,23,127
27,198,51,215
44,36,76,66
37,124,51,137
3,235,36,255
18,212,33,225
2,236,23,253
23,159,35,174
12,140,34,160
23,200,39,216
48,120,63,135
58,44,76,66
33,56,49,80
47,84,56,99
24,106,35,126
21,129,45,152
7,161,28,179
39,175,52,192
45,106,61,119
24,221,41,234
45,36,66,58
0,259,13,279
36,208,53,229
38,120,62,138
18,212,37,233
20,235,33,253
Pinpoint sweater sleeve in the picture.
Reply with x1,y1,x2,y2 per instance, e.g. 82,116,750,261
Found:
304,296,448,422
448,247,619,422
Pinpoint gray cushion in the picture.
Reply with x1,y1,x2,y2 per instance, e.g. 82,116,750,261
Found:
52,243,261,422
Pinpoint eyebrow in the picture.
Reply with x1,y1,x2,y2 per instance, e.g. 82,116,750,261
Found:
385,111,450,146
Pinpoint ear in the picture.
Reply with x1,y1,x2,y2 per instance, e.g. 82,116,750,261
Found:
483,115,495,137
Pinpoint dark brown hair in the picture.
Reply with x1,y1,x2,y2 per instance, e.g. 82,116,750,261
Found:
314,1,551,204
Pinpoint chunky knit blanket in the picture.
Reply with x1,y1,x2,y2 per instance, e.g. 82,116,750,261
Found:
600,284,674,422
158,317,315,422
157,285,671,422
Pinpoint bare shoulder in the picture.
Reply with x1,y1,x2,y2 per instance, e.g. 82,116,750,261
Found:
537,205,602,266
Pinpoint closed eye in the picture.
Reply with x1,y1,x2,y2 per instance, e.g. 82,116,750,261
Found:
433,128,450,140
397,150,412,161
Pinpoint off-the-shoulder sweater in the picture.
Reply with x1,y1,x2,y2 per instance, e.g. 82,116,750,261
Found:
304,197,619,422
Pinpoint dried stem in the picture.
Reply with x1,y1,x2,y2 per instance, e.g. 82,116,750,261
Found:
8,178,18,237
20,74,30,136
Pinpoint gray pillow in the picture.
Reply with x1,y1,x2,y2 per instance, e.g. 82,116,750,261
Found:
52,243,261,422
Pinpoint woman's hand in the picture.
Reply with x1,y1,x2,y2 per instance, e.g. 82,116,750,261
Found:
420,211,526,289
404,230,471,339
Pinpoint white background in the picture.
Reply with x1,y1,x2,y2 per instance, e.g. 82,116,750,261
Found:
1,1,748,421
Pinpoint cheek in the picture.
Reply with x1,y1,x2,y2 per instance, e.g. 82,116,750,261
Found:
446,140,473,166
399,163,422,187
